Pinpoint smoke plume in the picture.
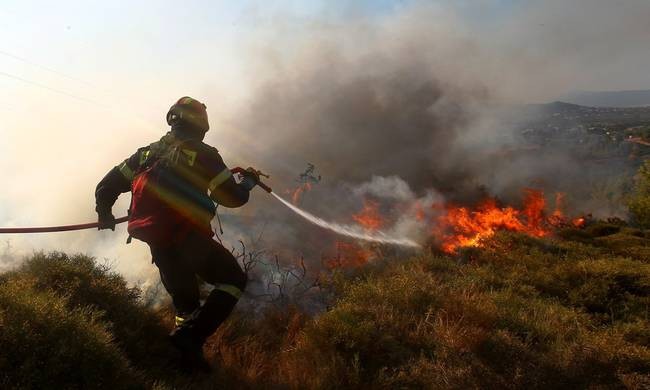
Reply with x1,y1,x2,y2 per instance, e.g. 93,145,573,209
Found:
1,0,649,288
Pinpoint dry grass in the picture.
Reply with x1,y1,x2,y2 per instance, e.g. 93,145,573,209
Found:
1,223,649,389
205,225,650,389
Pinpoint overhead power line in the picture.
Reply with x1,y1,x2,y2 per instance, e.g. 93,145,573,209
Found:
0,49,97,88
0,69,104,107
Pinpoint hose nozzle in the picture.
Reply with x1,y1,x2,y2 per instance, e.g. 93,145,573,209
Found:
231,167,273,193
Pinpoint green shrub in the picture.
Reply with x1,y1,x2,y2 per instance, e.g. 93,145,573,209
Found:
556,227,593,242
585,222,621,237
0,253,187,389
2,231,649,389
4,252,173,374
260,231,650,389
629,159,650,228
0,279,137,389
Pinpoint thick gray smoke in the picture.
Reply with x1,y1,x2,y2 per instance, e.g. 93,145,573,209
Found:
225,9,493,200
202,0,650,264
2,0,649,290
216,0,648,204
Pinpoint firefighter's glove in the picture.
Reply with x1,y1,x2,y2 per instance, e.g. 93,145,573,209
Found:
97,210,116,231
239,168,259,191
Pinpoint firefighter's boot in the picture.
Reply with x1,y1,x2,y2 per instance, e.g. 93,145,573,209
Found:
169,326,211,373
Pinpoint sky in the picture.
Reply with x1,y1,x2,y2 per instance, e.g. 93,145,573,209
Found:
0,0,523,110
0,1,422,136
0,0,530,217
0,0,432,280
1,0,649,284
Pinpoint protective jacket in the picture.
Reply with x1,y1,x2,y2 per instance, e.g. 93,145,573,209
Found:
95,107,252,370
95,128,249,237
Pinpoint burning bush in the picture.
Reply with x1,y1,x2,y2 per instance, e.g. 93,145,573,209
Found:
1,228,648,389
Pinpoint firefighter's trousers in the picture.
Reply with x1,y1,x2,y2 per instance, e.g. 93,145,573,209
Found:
150,231,247,345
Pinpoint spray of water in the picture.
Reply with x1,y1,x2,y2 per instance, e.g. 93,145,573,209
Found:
271,192,421,248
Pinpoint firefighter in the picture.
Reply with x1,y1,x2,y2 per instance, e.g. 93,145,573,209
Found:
95,96,257,372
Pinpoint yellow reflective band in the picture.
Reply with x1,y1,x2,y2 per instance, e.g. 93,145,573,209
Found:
139,150,150,166
181,149,197,166
208,168,232,192
175,316,186,327
215,284,242,299
118,161,134,181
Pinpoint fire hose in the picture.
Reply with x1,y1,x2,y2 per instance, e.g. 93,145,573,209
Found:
0,168,419,248
0,216,129,234
0,167,272,235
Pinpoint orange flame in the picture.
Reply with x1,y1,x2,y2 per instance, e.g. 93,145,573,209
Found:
340,188,587,256
572,217,587,228
547,192,588,229
414,201,426,222
522,188,546,233
433,189,553,254
552,192,566,218
288,182,312,205
352,199,383,231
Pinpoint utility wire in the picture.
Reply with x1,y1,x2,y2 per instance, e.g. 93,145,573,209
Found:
0,69,104,107
0,49,97,88
0,68,161,134
0,50,160,132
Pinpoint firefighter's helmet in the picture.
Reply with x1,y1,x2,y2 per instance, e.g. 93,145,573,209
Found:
166,96,209,132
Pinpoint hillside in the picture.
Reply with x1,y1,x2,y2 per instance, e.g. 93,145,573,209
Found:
1,221,649,389
563,90,650,108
